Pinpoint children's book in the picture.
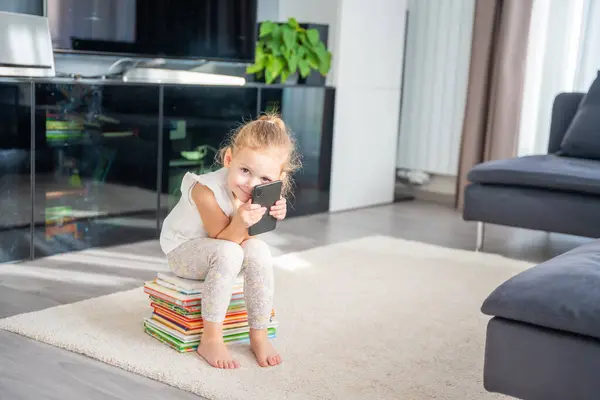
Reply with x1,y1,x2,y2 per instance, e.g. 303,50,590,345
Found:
144,317,278,352
156,271,244,294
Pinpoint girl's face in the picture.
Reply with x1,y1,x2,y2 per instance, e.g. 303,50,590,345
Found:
223,147,284,203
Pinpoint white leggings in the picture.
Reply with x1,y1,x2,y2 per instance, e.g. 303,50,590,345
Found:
166,238,274,330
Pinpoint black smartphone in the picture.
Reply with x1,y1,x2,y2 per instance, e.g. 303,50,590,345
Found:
248,180,283,236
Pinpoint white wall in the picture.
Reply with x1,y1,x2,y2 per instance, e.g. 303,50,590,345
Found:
257,0,279,21
329,0,407,212
396,0,475,176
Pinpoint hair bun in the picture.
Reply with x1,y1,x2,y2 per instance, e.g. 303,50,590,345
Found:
258,113,287,131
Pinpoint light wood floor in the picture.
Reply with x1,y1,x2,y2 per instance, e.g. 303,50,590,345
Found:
0,201,592,399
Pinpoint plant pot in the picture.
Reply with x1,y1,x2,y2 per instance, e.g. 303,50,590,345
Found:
297,72,326,86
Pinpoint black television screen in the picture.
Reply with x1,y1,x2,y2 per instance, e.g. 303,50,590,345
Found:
47,0,257,62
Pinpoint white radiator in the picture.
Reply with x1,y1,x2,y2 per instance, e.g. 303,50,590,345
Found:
396,0,475,176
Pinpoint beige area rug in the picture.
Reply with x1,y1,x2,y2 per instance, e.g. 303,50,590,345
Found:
0,236,532,400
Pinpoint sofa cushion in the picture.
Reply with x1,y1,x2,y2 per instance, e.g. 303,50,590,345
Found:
467,154,600,196
559,71,600,159
481,239,600,340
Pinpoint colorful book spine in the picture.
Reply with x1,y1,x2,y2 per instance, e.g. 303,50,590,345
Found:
142,277,278,353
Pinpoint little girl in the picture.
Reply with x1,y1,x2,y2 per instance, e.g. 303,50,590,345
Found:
159,113,300,369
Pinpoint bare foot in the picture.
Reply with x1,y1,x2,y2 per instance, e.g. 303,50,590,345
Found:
197,339,240,369
250,329,282,367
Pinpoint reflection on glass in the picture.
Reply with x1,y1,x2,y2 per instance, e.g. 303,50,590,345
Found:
0,81,335,262
160,85,334,221
34,83,160,257
263,87,333,217
161,86,258,219
0,1,43,15
0,83,33,262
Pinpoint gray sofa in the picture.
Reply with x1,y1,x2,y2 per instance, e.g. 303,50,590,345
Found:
481,238,600,399
463,73,600,250
472,73,600,399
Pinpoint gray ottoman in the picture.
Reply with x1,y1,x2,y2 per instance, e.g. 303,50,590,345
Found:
481,239,600,400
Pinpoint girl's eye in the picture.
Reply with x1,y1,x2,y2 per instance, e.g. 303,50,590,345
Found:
261,177,271,182
241,168,250,174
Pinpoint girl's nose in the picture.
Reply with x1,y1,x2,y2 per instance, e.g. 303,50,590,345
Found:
250,178,262,187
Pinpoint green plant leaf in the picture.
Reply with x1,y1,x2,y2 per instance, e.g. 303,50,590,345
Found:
246,45,267,75
307,29,320,46
287,18,300,30
254,45,266,65
255,44,264,57
319,51,332,75
298,31,308,45
264,53,280,84
246,62,264,74
298,59,310,78
308,52,320,69
276,56,286,73
272,24,282,40
287,52,298,73
297,46,307,58
280,67,291,83
265,67,277,84
268,55,284,76
267,41,281,56
260,21,275,37
282,26,297,50
281,48,292,65
314,42,327,59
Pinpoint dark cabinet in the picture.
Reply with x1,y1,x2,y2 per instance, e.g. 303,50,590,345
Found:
0,83,33,262
0,79,335,263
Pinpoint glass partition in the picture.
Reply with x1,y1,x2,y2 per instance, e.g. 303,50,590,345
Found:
160,85,258,223
262,87,334,217
0,80,334,262
33,82,160,258
0,83,33,263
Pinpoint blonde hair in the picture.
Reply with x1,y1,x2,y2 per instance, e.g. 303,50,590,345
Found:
217,112,301,198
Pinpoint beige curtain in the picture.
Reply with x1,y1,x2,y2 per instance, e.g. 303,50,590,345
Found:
455,0,534,209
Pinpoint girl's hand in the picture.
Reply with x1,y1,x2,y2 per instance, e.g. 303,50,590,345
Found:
270,198,287,220
234,200,266,228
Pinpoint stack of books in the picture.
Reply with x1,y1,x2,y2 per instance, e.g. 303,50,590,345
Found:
143,272,278,352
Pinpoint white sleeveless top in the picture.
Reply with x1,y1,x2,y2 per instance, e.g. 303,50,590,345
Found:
159,168,234,254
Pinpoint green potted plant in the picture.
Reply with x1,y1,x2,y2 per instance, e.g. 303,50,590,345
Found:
246,18,332,84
